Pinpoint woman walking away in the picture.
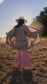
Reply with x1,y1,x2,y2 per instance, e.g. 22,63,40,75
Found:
6,17,40,71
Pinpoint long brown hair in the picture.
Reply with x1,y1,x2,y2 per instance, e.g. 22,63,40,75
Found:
15,19,24,28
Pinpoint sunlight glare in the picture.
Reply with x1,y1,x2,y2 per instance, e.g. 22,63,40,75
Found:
0,0,4,4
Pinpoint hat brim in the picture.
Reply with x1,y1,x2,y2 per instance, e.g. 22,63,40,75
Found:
16,19,27,23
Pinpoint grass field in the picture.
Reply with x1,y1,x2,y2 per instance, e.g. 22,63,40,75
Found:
0,40,47,84
41,37,47,41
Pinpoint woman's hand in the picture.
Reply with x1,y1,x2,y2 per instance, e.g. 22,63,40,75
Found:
37,29,40,33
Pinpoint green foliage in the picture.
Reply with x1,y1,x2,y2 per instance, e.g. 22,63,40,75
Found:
36,7,47,37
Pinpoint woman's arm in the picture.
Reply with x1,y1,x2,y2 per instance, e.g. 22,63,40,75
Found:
24,26,37,38
6,27,16,48
6,34,15,48
6,36,8,44
7,28,16,38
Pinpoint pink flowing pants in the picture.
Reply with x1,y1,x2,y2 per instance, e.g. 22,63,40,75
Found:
15,50,31,68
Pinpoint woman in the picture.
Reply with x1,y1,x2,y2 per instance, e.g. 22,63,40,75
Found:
6,17,40,70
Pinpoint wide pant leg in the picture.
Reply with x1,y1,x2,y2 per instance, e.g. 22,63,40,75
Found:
15,50,31,68
15,50,21,68
21,50,31,67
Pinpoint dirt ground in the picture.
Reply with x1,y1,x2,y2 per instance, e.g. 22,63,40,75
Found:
0,41,47,84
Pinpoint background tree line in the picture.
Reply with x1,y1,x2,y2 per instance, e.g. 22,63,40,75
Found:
31,7,47,37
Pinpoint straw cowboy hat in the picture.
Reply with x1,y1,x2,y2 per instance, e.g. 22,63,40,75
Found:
16,17,27,23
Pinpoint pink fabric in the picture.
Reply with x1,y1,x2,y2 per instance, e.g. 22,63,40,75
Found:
15,50,31,68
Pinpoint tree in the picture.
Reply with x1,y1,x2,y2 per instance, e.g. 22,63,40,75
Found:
36,7,47,37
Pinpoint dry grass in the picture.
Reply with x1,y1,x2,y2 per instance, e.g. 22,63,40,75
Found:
0,41,47,84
